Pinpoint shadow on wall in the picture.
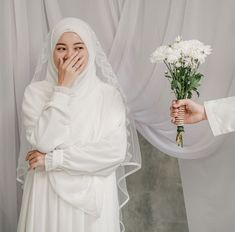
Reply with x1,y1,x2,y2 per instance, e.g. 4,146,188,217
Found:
123,133,189,232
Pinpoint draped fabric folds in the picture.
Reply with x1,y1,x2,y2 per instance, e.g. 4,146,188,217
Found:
1,0,235,231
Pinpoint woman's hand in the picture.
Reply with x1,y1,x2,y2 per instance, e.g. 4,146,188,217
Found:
57,51,88,87
26,150,46,171
170,99,207,124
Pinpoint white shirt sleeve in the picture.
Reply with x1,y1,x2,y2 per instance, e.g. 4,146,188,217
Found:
23,84,73,153
45,111,127,176
204,96,235,136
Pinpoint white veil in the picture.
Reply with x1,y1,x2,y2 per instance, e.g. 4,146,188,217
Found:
17,17,141,231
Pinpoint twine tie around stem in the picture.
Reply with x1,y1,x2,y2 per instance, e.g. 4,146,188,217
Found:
175,105,185,147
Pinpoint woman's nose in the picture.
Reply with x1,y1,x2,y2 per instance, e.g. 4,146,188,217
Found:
64,49,75,59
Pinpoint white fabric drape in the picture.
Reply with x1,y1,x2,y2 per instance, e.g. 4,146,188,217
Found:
1,0,235,231
0,0,31,231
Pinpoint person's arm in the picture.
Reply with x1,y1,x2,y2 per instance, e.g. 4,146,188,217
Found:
23,83,73,153
170,97,235,136
204,96,235,136
44,89,127,176
23,53,88,154
44,111,127,176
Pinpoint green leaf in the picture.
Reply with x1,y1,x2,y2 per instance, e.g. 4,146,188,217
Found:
171,80,177,89
165,75,172,79
187,91,192,99
176,82,181,92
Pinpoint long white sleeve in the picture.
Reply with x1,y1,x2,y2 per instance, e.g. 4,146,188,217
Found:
22,83,73,153
22,80,128,216
45,109,127,176
204,96,235,136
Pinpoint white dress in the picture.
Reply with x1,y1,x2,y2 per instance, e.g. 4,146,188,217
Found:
204,96,235,136
17,79,127,232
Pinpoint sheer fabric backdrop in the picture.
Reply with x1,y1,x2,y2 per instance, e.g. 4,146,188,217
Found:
1,0,235,231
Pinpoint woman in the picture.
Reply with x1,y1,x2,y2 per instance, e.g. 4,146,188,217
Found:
17,18,141,232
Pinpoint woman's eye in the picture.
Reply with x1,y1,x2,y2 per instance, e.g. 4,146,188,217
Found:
75,47,84,50
57,47,66,51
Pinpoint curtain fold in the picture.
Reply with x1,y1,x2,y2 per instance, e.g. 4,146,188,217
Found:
0,0,21,231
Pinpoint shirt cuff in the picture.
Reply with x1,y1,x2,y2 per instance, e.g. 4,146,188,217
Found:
45,150,64,171
204,100,223,136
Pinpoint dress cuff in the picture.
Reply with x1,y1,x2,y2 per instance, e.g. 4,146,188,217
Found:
45,150,64,171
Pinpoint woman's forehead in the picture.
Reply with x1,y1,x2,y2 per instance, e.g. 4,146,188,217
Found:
57,32,84,44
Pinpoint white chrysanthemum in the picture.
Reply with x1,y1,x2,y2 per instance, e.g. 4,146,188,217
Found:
174,40,211,64
151,37,212,65
151,45,181,64
175,36,182,43
203,45,212,56
150,45,168,63
175,62,182,68
165,47,181,64
183,57,193,67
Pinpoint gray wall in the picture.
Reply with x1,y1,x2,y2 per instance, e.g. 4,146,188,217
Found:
123,133,189,232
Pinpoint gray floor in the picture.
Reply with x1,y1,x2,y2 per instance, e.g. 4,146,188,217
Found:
123,133,189,232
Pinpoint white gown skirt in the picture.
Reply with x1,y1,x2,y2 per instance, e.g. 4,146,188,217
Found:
17,169,120,232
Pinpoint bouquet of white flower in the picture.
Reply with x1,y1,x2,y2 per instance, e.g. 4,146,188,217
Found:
150,36,212,147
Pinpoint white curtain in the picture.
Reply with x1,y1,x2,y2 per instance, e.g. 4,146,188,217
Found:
1,0,235,231
0,0,29,230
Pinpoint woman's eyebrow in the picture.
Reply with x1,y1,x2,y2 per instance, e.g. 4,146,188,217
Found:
55,42,84,46
56,43,66,46
74,42,84,45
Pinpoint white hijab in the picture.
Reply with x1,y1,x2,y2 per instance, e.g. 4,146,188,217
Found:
47,18,98,92
17,17,141,231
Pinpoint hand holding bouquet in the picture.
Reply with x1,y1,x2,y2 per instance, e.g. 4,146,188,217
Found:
150,36,212,147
